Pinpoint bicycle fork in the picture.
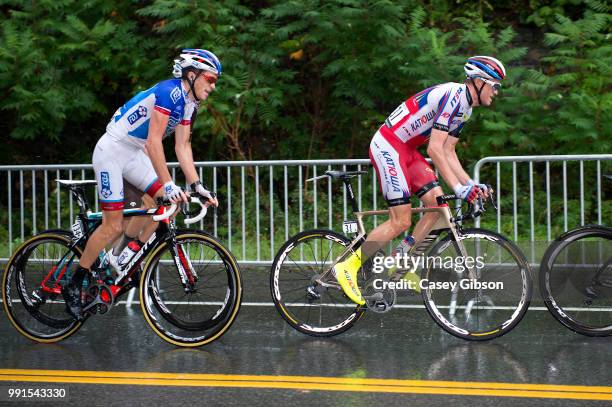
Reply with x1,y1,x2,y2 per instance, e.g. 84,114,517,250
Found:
168,240,198,292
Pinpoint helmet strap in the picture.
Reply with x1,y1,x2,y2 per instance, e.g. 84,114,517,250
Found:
185,71,203,101
470,78,485,106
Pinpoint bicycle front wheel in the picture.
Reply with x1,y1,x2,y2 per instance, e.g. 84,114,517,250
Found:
422,228,532,341
540,225,612,336
140,231,242,347
270,230,365,337
2,231,82,343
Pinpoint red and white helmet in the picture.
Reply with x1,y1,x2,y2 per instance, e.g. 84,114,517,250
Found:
464,56,506,81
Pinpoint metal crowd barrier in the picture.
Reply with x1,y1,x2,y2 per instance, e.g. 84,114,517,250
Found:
473,154,611,241
1,155,610,266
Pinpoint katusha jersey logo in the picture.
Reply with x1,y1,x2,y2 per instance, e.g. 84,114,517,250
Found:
410,110,436,132
450,87,463,108
127,105,148,125
381,151,402,193
100,171,112,199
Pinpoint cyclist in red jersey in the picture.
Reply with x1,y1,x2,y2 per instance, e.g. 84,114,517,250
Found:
335,56,506,305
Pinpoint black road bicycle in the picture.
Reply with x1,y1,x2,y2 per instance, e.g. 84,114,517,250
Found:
270,170,532,341
540,224,612,336
2,179,242,347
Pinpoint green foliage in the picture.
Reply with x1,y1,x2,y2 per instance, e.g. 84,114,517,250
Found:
0,0,609,165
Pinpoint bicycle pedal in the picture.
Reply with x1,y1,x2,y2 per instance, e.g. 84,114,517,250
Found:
373,301,392,313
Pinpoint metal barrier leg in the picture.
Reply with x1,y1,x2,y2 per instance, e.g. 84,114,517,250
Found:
126,288,136,307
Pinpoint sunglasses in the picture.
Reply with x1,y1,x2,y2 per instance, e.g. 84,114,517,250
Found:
202,72,219,85
481,77,501,91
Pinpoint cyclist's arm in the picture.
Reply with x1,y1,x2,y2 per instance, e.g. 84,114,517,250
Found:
145,109,173,185
443,136,472,185
174,124,199,185
427,129,462,190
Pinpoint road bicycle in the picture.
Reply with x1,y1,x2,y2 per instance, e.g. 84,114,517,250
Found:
2,179,242,347
540,224,612,336
270,170,532,341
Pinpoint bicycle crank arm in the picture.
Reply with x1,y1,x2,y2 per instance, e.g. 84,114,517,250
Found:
363,292,384,301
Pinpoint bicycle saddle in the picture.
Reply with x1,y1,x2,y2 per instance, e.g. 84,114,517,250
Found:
56,179,98,187
324,170,368,179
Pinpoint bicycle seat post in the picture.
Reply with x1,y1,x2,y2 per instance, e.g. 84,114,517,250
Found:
342,178,360,214
70,186,91,216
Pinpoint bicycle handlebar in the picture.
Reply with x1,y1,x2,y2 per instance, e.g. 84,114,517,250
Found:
436,187,497,223
153,192,210,224
183,196,208,225
152,203,178,221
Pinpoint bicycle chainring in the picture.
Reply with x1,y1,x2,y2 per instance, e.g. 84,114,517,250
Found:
363,278,396,313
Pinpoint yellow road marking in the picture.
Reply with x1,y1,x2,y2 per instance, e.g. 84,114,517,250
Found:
0,369,611,401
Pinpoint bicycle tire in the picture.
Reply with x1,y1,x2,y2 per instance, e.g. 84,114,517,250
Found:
422,228,532,341
540,225,612,336
2,231,83,343
270,229,365,337
140,231,242,347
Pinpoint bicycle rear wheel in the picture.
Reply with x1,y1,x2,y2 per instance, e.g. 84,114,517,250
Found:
270,230,365,337
422,228,532,340
540,225,612,336
2,231,82,342
140,231,242,347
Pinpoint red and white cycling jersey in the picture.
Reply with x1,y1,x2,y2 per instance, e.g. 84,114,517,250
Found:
381,82,472,147
369,82,473,206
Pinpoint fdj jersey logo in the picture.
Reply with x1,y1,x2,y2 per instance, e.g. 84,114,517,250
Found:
410,110,435,132
381,151,402,193
170,87,182,104
164,114,181,137
127,105,148,125
100,171,112,199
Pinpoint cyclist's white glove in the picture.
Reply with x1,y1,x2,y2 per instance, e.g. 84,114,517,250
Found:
190,181,219,207
467,179,489,193
196,183,213,200
163,181,184,202
454,183,480,203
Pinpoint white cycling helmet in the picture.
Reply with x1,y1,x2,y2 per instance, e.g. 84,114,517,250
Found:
172,48,222,79
464,56,506,81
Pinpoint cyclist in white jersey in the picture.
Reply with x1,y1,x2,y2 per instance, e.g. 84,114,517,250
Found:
334,56,506,305
62,49,221,320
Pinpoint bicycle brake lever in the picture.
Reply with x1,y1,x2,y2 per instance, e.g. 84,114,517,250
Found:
488,187,498,211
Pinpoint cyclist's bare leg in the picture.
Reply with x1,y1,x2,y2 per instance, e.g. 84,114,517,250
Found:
410,186,444,245
111,191,159,255
121,193,157,242
334,203,412,305
361,203,412,258
137,189,164,242
80,210,124,269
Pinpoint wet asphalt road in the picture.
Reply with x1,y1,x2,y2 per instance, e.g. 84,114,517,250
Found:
1,267,611,406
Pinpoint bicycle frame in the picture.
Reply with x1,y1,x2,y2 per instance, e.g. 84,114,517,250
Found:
38,182,199,308
315,175,479,286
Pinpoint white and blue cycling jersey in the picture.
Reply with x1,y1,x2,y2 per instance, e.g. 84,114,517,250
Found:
105,79,198,149
93,78,197,209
